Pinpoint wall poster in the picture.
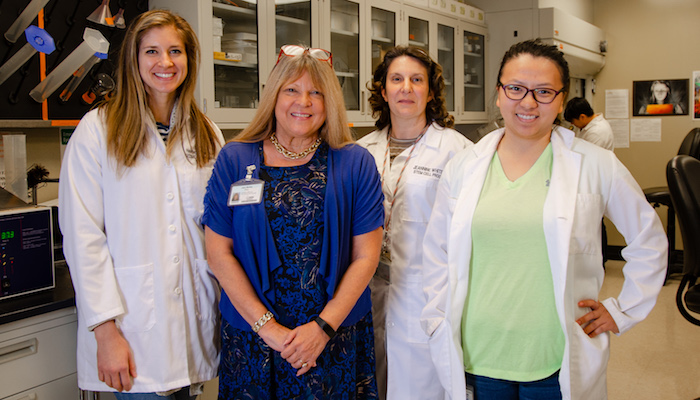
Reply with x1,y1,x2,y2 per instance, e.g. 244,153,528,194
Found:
632,79,689,116
693,71,700,120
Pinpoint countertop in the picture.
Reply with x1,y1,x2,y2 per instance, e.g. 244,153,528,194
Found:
0,261,75,325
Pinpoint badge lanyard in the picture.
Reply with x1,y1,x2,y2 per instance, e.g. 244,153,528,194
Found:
228,165,264,206
380,123,430,261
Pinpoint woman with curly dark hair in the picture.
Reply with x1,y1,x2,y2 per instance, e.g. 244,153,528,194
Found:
357,45,472,400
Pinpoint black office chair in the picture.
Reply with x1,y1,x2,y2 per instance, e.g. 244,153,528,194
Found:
644,127,700,283
666,155,700,326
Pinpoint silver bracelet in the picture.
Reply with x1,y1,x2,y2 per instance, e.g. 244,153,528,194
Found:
252,311,274,333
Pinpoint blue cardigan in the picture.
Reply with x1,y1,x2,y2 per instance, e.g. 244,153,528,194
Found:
203,141,384,330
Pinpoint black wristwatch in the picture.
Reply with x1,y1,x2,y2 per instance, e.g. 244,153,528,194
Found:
314,316,337,340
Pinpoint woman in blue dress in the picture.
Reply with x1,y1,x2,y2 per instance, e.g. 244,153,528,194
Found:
203,45,384,399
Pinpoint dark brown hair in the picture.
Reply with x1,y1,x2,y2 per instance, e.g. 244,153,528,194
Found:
367,45,454,130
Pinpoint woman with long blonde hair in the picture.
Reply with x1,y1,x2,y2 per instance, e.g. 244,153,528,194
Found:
59,9,223,399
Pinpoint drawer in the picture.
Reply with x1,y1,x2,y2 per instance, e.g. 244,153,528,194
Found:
4,373,79,400
0,310,77,399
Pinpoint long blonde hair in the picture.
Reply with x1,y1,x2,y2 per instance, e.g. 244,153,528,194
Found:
235,49,353,148
103,9,220,169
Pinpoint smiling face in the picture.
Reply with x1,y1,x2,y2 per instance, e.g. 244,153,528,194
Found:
138,25,187,105
651,81,670,104
274,71,327,144
496,54,565,143
381,55,433,125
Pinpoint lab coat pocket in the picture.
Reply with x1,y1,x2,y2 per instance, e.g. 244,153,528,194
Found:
114,263,155,332
568,321,609,398
194,258,221,320
397,277,431,344
401,178,439,223
570,193,605,255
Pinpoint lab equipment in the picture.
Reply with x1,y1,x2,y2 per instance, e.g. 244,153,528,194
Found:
29,27,109,103
59,52,108,102
0,26,55,86
4,0,51,43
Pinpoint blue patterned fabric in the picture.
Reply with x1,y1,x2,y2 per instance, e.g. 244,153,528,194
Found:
218,143,379,399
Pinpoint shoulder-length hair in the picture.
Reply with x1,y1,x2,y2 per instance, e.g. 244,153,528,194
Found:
367,45,454,130
102,9,220,169
648,80,673,104
235,48,353,148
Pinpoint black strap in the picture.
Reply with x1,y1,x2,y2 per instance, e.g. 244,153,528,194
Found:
314,316,337,340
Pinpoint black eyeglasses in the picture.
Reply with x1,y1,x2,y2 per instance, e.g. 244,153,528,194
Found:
276,44,333,67
498,82,565,104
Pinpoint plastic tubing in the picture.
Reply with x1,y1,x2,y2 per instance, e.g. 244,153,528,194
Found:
4,0,51,43
0,26,55,86
30,27,109,103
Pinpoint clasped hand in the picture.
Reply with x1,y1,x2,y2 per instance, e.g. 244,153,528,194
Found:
259,320,330,376
576,299,620,338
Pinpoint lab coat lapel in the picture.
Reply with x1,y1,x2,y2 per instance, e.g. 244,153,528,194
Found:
544,127,581,312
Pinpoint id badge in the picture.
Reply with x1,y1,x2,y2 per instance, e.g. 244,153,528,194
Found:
375,258,391,282
466,384,474,400
228,165,264,206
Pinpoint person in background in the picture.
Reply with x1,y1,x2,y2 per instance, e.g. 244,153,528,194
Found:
638,80,685,115
59,10,223,400
563,97,614,151
203,45,384,399
421,39,667,400
357,45,472,400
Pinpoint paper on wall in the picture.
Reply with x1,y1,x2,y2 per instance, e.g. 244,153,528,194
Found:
631,118,662,142
608,119,630,148
605,89,629,119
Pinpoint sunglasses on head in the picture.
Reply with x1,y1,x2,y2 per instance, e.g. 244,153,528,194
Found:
276,44,333,67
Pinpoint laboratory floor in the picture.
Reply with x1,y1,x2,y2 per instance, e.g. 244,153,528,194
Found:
106,260,700,400
603,260,700,400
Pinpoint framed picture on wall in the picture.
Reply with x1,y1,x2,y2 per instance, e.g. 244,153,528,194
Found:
633,79,689,116
693,71,700,120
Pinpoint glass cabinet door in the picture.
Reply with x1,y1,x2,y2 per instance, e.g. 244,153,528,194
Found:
212,1,259,110
438,23,454,112
370,7,395,73
463,30,484,112
330,0,360,111
408,16,428,52
274,1,312,57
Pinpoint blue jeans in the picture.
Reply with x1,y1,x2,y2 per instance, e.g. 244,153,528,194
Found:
465,371,562,400
113,387,196,400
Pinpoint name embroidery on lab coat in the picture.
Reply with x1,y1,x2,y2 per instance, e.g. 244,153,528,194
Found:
412,165,443,179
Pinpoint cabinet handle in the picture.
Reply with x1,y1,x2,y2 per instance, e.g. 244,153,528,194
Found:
0,338,38,365
14,393,37,400
361,90,365,114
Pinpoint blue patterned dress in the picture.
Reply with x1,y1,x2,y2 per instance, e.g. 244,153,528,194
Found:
219,143,378,399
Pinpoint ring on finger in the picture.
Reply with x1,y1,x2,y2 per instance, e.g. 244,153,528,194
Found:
301,361,308,368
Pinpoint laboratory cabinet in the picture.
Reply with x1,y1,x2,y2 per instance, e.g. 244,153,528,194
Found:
400,6,488,123
319,0,402,124
0,307,78,400
150,0,319,127
151,0,487,128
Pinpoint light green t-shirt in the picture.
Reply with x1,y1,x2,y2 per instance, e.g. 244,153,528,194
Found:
462,143,564,382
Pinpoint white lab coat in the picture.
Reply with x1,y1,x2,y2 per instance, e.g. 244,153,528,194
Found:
577,114,614,151
59,109,223,393
420,126,667,400
358,123,472,400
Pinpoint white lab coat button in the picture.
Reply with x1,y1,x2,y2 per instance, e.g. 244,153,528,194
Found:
167,192,174,200
169,225,176,232
175,287,182,295
173,256,180,263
